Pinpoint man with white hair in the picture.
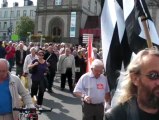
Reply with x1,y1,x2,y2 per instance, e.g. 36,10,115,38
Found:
73,59,111,120
15,43,26,77
0,59,34,120
57,47,75,92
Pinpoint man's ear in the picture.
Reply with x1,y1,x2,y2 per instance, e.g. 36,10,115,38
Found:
130,73,139,86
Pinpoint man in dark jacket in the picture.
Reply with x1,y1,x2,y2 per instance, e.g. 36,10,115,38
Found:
44,45,58,93
0,41,6,58
15,43,26,77
105,47,159,120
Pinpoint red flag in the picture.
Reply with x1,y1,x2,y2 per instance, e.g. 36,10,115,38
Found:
86,35,94,72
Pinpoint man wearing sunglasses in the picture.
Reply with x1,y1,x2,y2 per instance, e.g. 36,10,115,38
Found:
105,47,159,120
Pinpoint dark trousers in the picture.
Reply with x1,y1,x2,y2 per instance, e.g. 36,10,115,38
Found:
82,102,104,120
16,65,23,77
8,58,14,71
47,71,55,90
61,68,73,91
31,79,45,105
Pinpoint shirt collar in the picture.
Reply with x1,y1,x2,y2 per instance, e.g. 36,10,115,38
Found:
89,71,101,79
89,71,95,78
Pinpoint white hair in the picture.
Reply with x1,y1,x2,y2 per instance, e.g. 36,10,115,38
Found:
30,47,37,52
0,58,10,69
91,59,104,68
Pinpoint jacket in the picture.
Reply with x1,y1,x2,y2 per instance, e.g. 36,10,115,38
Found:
105,97,139,120
15,50,27,66
57,54,75,77
9,73,34,120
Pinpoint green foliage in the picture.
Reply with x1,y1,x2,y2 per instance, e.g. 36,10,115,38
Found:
15,16,35,38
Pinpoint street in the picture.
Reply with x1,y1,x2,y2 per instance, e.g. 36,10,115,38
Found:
38,79,82,120
12,69,82,120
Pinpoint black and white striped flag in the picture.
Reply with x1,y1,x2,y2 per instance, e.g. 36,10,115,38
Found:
101,0,131,91
101,0,159,91
123,0,159,53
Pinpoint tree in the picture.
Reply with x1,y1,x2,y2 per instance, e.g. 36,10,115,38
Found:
15,16,35,40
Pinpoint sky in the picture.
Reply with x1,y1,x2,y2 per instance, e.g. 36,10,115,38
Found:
1,0,37,7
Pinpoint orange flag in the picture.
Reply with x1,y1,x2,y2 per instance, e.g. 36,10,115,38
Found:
86,35,94,72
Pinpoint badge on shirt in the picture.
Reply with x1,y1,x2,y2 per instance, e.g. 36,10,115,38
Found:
97,84,104,89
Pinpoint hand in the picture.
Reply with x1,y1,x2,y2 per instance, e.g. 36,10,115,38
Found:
83,96,91,104
23,73,28,77
44,73,47,75
34,62,39,66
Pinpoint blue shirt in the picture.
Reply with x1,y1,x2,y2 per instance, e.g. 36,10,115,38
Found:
0,79,12,115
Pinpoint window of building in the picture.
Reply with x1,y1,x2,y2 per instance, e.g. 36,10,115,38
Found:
30,10,34,17
4,11,8,18
54,0,62,5
23,10,27,16
10,11,14,18
3,22,7,29
3,33,6,36
17,10,20,17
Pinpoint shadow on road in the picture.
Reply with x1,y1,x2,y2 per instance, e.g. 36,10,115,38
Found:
43,94,81,120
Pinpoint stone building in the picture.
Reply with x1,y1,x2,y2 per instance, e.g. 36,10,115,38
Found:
0,1,36,40
35,0,101,44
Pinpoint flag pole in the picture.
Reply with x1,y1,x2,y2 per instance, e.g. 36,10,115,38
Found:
141,16,153,48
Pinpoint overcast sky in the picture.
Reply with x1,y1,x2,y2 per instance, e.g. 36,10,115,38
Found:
0,0,37,7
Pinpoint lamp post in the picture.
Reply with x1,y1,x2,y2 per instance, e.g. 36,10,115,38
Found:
40,35,45,48
27,32,31,45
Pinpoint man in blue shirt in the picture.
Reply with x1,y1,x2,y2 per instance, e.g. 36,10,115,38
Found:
0,58,34,120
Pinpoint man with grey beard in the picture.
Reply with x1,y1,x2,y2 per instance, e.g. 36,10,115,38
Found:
105,47,159,120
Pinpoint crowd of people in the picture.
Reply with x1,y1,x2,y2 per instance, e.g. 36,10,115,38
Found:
0,40,103,109
0,40,159,120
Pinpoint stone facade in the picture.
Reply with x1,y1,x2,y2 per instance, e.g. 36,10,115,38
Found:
0,5,36,40
35,0,101,44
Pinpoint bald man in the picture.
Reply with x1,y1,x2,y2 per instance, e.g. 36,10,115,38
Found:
0,59,34,120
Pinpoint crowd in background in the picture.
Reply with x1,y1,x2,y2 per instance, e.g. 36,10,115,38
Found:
0,40,103,108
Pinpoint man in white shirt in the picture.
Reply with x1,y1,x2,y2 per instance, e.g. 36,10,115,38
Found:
74,59,111,120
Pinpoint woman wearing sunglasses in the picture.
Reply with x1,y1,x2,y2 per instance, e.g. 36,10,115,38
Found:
105,47,159,120
28,50,48,109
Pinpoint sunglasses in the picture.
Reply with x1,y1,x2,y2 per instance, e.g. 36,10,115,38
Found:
38,54,44,56
141,72,159,80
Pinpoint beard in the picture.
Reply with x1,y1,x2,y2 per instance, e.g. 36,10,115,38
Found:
138,80,159,109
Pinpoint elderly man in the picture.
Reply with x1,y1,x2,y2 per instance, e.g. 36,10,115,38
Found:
44,45,58,93
0,59,34,120
74,59,111,120
15,43,26,77
105,47,159,120
57,47,75,92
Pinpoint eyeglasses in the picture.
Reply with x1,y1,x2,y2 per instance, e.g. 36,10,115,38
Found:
141,72,159,80
38,54,44,56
